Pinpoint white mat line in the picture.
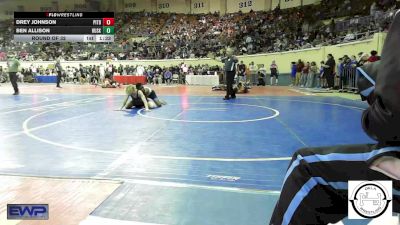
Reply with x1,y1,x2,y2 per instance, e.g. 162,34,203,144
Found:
140,155,292,162
2,112,95,140
118,178,281,195
22,100,123,155
93,103,195,178
0,96,50,109
0,97,105,115
79,215,167,225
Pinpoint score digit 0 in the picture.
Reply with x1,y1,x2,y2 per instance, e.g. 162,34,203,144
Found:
102,18,114,26
103,26,115,34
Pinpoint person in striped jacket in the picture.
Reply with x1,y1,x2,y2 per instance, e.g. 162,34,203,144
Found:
270,11,400,225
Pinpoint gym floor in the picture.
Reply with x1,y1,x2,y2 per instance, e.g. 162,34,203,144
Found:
0,84,380,225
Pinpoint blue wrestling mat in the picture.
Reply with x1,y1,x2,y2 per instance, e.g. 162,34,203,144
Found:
0,94,373,225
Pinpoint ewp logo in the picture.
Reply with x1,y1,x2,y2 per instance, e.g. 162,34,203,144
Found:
7,204,49,220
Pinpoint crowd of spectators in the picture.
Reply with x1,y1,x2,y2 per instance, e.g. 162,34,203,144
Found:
115,0,398,59
0,0,397,61
317,0,396,20
288,49,382,90
116,12,170,39
0,49,382,90
0,62,223,85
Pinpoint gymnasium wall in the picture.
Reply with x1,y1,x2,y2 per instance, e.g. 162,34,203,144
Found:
226,0,267,13
156,0,190,13
272,0,301,9
0,58,219,70
116,0,321,14
121,0,153,12
270,0,320,10
236,33,386,74
0,33,386,75
209,0,224,14
302,0,320,6
147,0,321,14
190,0,211,14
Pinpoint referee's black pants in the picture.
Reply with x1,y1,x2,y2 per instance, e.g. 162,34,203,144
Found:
56,71,62,87
225,71,235,98
326,72,334,88
270,144,400,225
9,72,19,94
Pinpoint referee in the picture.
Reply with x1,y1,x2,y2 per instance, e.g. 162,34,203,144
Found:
55,58,63,88
269,13,400,225
220,48,238,100
7,54,20,95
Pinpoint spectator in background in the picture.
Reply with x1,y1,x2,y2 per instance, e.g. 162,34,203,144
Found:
16,70,24,84
270,60,279,86
164,68,172,85
79,68,87,84
258,64,267,86
350,55,358,66
249,62,257,85
30,64,38,77
65,66,74,83
117,64,123,74
181,63,188,75
338,57,344,75
344,29,356,42
147,67,154,84
290,62,297,87
181,63,188,84
319,61,326,88
153,66,162,85
257,71,266,86
245,63,251,83
137,65,145,76
0,3,396,62
90,67,99,84
336,57,345,89
99,64,105,83
237,61,246,83
357,52,370,66
368,50,381,62
370,1,378,16
323,54,336,89
342,56,354,88
307,62,318,88
301,62,310,87
295,59,304,86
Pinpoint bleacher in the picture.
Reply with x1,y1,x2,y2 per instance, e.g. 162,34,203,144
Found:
0,0,397,61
